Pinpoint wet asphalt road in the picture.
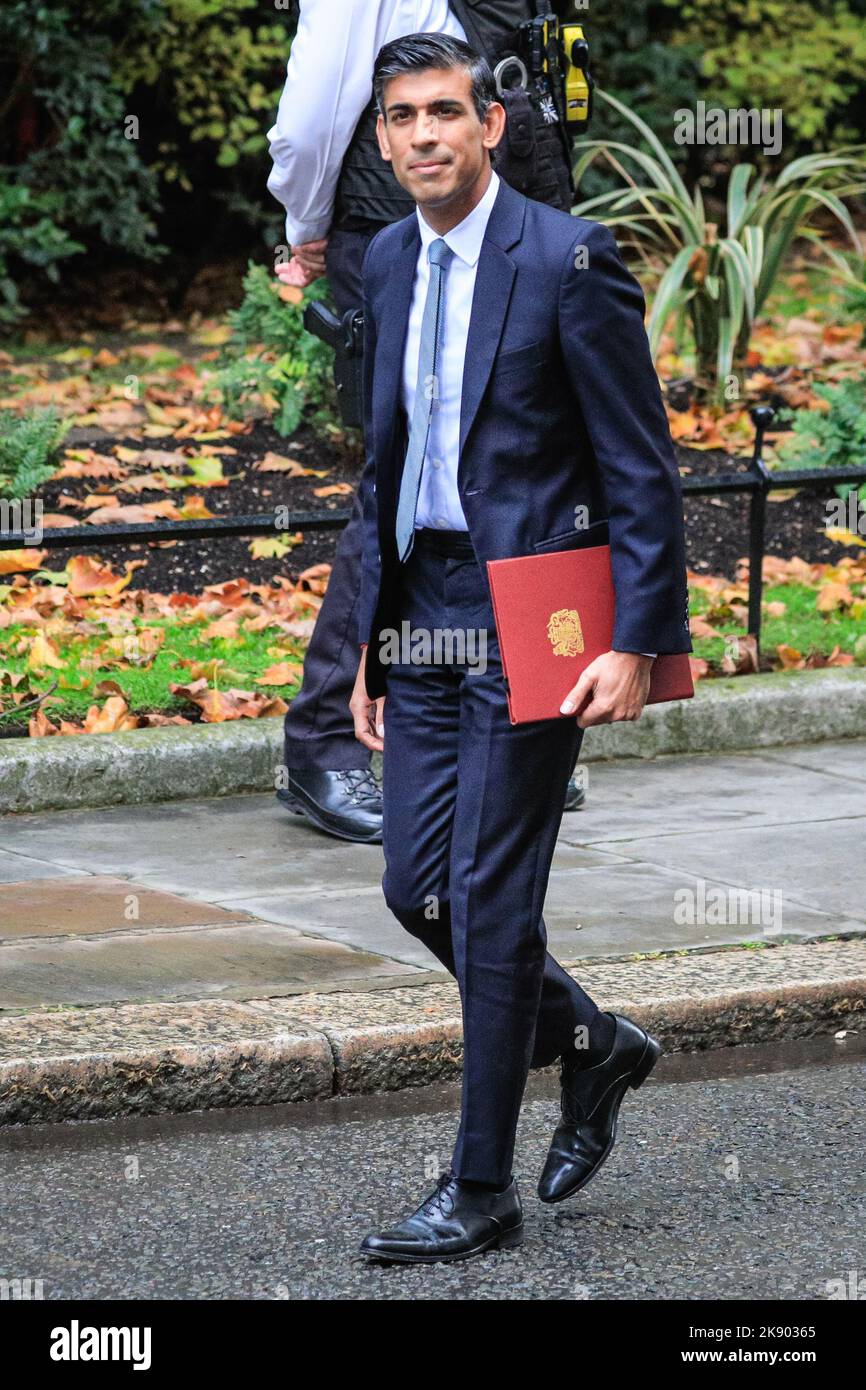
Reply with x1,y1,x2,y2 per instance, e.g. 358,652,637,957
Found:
1,1034,864,1301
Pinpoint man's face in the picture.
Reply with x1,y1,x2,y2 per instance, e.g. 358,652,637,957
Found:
376,66,504,208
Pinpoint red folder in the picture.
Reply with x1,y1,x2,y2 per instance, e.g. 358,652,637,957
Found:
486,543,694,725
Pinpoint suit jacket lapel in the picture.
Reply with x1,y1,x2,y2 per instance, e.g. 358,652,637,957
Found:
459,178,526,458
372,219,420,471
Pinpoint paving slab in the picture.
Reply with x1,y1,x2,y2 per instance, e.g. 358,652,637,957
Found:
559,744,866,845
0,797,385,902
586,819,866,930
538,861,847,955
0,875,257,939
757,740,866,784
252,860,845,970
218,884,426,965
224,846,674,967
0,849,84,885
0,739,861,1000
0,920,420,1012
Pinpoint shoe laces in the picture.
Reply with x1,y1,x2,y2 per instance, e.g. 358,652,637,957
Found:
335,768,381,807
419,1169,457,1217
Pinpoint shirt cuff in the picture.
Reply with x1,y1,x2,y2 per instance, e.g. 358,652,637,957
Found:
284,212,333,249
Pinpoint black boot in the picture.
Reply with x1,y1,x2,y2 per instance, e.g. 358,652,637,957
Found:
537,1013,661,1204
563,774,586,810
360,1170,524,1264
277,767,382,843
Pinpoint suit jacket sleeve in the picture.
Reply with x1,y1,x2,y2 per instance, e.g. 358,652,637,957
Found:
357,233,382,648
558,222,692,655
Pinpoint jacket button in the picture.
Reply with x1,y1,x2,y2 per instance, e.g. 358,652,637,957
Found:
372,482,376,493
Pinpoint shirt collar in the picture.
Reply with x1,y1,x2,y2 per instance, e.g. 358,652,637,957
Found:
416,170,501,268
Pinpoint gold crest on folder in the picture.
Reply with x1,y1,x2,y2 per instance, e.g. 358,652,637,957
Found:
547,608,584,658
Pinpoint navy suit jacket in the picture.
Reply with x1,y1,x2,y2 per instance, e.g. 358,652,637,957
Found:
357,175,692,700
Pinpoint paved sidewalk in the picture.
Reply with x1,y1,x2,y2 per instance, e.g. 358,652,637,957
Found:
1,738,864,1123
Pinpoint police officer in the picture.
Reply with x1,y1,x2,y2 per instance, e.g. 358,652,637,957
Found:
267,0,585,843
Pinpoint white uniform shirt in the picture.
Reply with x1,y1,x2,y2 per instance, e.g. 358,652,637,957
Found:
266,0,467,245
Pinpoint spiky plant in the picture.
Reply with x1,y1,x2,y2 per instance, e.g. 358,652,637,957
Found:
572,89,866,401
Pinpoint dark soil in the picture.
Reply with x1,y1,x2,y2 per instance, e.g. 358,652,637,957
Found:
36,419,361,594
679,446,854,579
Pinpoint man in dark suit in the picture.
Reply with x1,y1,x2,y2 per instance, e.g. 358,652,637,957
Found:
267,0,586,843
350,32,692,1264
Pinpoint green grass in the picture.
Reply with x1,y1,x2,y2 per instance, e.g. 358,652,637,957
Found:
760,266,840,324
689,581,866,667
0,616,305,733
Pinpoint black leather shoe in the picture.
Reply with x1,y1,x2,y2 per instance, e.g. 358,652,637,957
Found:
537,1013,661,1204
360,1170,524,1264
277,768,382,844
563,774,586,811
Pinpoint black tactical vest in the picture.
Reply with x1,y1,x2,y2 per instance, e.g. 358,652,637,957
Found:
332,0,575,232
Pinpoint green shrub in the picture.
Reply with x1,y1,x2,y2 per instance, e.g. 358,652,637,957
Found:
0,1,165,267
577,2,703,200
117,0,291,184
664,0,866,147
573,90,866,401
774,379,866,503
0,408,68,501
0,179,85,322
114,0,297,256
841,279,866,334
210,262,338,437
0,0,296,305
822,251,866,336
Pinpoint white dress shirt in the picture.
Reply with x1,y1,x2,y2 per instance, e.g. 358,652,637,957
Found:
266,0,467,246
403,170,501,532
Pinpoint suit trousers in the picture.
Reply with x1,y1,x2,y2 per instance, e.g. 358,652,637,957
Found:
380,526,602,1185
282,227,375,771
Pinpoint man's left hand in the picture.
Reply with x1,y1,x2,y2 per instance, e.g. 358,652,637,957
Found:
560,651,654,727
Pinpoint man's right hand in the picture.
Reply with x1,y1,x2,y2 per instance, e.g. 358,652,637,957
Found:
275,237,329,289
350,645,385,752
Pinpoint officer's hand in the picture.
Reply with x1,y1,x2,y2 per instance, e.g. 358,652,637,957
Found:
275,238,328,289
560,651,653,728
350,646,385,752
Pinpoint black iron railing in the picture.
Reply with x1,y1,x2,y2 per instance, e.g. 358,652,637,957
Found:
677,406,866,644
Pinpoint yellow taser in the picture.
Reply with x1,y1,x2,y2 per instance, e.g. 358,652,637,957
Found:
560,23,593,133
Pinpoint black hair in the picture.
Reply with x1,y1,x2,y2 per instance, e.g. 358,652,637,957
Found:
372,32,497,125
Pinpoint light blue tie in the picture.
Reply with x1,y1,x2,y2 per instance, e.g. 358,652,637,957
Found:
395,237,455,561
